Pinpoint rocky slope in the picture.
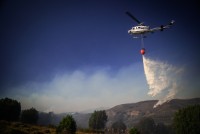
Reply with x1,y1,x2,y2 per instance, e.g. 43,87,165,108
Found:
38,98,200,128
106,98,200,128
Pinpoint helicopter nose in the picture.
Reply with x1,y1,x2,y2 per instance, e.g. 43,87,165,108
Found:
128,30,131,34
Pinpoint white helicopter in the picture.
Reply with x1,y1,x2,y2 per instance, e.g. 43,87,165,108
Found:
126,12,175,37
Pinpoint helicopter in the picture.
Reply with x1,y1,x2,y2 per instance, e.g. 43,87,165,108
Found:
126,12,175,37
126,12,174,55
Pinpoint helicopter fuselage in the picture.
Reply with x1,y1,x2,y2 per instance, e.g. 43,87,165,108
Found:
126,12,174,36
128,25,150,35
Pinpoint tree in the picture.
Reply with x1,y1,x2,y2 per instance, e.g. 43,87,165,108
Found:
136,117,155,134
38,112,55,126
57,115,77,134
89,110,107,130
154,122,169,134
21,107,38,124
111,120,127,133
173,105,200,134
129,127,140,134
0,97,21,121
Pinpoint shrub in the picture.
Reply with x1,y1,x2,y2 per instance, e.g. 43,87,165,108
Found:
21,107,39,124
173,105,200,134
129,127,140,134
57,115,77,134
0,97,21,121
89,110,107,130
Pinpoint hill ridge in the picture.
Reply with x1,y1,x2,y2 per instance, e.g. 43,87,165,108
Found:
106,98,200,128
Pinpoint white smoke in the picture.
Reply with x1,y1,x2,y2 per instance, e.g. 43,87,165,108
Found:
4,64,148,113
142,56,183,108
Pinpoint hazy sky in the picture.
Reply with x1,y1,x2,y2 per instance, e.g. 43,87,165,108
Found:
0,0,199,113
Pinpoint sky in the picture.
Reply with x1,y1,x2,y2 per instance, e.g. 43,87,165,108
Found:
0,0,200,113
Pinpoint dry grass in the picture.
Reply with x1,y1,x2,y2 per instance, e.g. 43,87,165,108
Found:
0,120,56,134
0,120,100,134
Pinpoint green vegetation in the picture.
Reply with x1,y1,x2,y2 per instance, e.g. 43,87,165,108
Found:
129,127,140,134
57,115,77,134
111,120,126,133
0,98,21,121
21,108,39,124
38,112,55,126
154,122,169,134
1,97,200,134
133,117,170,134
89,110,107,130
173,104,200,134
136,117,155,134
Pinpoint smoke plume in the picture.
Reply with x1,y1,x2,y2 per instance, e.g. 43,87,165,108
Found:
142,56,183,108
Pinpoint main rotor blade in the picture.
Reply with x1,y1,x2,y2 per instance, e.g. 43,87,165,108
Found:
126,11,141,24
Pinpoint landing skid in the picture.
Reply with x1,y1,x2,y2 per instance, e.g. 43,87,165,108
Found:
133,35,147,39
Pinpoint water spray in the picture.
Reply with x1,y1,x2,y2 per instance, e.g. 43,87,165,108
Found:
139,35,183,107
142,55,183,108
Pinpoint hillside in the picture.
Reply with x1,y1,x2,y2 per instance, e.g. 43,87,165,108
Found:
106,98,200,128
36,98,200,129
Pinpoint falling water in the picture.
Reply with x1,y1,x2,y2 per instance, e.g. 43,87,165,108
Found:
142,56,183,108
